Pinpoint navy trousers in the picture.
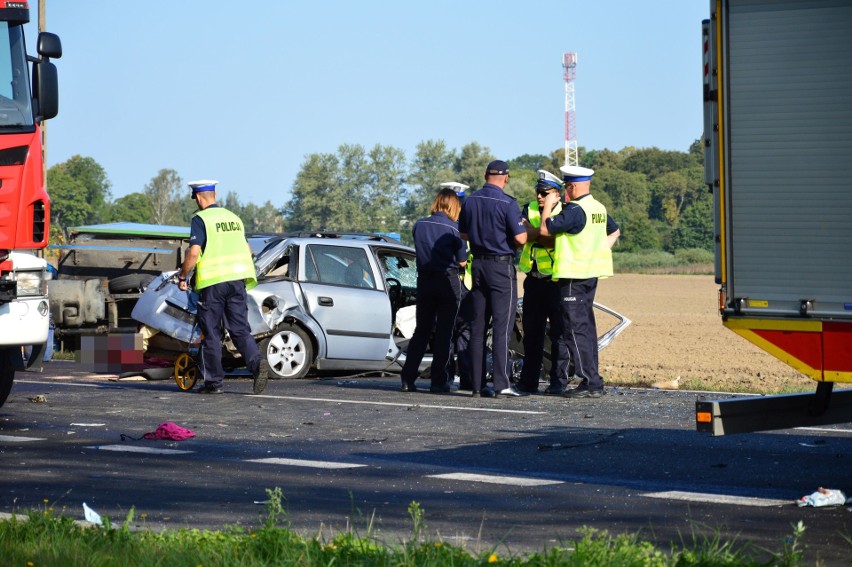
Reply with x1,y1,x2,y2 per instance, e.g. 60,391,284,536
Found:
517,275,563,390
400,271,462,388
197,280,261,387
448,286,474,389
554,277,603,390
469,257,517,392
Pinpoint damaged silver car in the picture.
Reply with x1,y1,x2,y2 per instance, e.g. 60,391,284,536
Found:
132,232,631,381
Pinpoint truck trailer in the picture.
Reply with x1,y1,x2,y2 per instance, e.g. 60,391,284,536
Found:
696,0,852,434
0,0,60,408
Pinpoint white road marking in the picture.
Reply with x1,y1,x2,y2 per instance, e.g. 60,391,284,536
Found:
247,457,366,469
643,490,789,507
0,435,45,442
253,394,546,415
428,472,564,486
795,426,852,434
84,445,193,455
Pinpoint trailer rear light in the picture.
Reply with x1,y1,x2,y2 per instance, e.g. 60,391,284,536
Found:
718,287,726,312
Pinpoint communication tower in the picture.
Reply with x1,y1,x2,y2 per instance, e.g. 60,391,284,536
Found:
563,52,578,167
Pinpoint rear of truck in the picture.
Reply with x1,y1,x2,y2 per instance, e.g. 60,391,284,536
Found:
697,0,852,434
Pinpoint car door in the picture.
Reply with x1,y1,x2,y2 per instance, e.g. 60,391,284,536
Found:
298,243,392,360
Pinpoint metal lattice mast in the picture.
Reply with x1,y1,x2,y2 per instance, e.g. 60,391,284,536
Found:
563,52,578,167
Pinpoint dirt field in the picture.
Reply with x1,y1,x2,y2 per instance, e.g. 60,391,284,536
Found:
586,274,814,394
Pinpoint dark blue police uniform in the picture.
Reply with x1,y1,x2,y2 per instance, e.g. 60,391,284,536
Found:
458,180,526,395
400,212,467,392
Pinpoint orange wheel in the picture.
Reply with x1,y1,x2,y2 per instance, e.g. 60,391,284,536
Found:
174,353,198,391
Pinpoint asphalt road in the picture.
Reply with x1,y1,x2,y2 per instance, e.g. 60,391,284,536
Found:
2,361,851,563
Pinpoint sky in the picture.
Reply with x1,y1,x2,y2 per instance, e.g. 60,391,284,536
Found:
28,1,709,208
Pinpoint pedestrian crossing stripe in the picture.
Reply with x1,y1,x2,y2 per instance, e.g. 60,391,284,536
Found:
0,435,45,442
247,457,367,469
428,472,564,486
643,490,789,507
84,445,193,455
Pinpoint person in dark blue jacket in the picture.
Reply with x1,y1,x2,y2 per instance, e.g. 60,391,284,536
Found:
458,160,529,398
400,189,468,393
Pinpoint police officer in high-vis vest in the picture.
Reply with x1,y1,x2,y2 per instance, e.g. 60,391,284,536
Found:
516,170,566,394
177,180,269,395
539,165,619,399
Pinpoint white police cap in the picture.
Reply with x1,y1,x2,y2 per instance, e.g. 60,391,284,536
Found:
560,165,595,182
439,181,469,195
536,170,563,191
188,179,219,193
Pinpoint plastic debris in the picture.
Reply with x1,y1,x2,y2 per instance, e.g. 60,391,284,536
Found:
120,421,196,441
797,487,847,507
29,395,46,403
651,376,681,390
83,502,103,525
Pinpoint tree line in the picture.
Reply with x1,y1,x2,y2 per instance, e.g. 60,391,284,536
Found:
46,139,712,253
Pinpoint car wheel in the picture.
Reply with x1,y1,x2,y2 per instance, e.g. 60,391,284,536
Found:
260,323,313,379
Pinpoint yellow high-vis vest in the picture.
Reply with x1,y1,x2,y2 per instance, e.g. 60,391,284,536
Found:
518,200,562,276
552,195,613,280
193,207,258,291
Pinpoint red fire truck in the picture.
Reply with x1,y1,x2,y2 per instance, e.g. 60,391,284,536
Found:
0,0,60,407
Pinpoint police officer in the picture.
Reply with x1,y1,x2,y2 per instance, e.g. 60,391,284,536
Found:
458,160,528,398
177,180,270,395
516,170,566,394
400,188,467,393
539,165,619,398
440,182,473,390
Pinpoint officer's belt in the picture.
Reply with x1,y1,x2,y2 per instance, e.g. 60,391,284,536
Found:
472,254,513,262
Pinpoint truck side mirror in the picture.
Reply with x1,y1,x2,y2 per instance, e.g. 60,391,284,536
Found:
32,60,58,121
37,32,62,59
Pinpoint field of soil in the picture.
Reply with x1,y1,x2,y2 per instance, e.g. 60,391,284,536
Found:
586,274,814,394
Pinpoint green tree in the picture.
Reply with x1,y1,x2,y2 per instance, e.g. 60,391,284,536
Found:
453,142,493,189
615,209,663,252
244,201,283,234
103,192,151,224
47,167,91,239
622,147,694,181
670,193,714,251
144,169,184,225
366,144,407,234
509,153,550,171
56,155,112,223
593,168,650,212
404,139,455,226
582,148,623,171
285,152,340,231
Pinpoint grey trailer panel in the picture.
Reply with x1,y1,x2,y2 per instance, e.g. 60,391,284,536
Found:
723,0,852,319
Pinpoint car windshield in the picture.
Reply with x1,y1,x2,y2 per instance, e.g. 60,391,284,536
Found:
0,22,33,129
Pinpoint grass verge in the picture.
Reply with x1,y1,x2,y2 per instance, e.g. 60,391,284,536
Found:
0,490,824,566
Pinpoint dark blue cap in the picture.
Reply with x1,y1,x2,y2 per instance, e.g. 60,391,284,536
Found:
485,160,509,176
